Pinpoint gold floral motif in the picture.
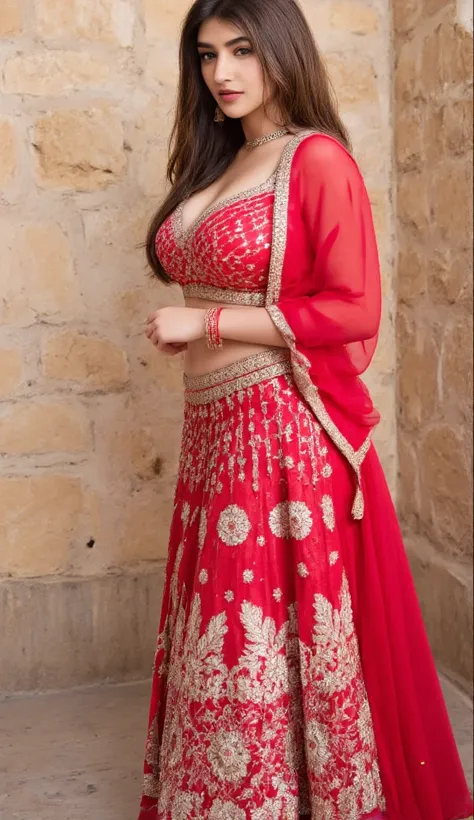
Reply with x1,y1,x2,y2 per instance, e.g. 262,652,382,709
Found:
329,551,339,566
209,800,246,820
297,562,310,578
207,729,251,783
224,590,235,603
198,509,207,551
269,500,313,541
199,569,209,584
143,572,385,818
180,501,190,527
321,495,336,532
273,588,283,602
217,505,252,546
243,569,254,583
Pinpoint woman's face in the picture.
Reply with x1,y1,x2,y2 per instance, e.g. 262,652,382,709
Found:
197,18,267,120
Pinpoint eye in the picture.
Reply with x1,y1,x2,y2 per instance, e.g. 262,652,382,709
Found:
199,51,216,63
236,47,253,56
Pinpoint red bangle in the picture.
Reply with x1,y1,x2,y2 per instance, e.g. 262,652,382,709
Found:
204,307,223,350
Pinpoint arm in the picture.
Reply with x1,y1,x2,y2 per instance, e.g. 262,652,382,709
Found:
145,305,288,351
219,307,288,347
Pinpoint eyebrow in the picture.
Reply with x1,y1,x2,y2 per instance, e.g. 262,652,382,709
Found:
197,36,250,49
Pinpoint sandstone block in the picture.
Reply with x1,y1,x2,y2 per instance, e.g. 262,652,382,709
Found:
420,425,472,558
397,308,439,430
143,0,190,40
3,52,110,96
145,46,179,91
442,98,474,155
407,535,473,686
118,486,173,563
393,0,420,33
0,0,22,36
0,569,165,692
0,349,22,397
367,189,389,246
329,2,379,34
0,475,83,576
0,401,91,455
423,0,456,16
398,433,420,527
0,120,17,187
35,0,135,47
7,222,82,322
441,319,473,419
398,248,427,304
395,104,423,171
423,105,445,166
42,331,129,389
93,394,181,492
431,160,473,248
33,108,126,190
397,171,430,234
326,53,378,107
395,44,420,102
137,144,168,196
428,249,472,305
423,22,474,94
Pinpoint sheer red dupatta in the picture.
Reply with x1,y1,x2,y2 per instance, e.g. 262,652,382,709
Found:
267,133,382,518
267,132,474,820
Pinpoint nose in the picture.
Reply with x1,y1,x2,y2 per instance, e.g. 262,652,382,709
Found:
213,52,233,86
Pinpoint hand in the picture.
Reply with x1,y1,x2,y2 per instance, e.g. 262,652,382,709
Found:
145,307,206,352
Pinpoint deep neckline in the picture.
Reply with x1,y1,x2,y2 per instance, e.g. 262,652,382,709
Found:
173,173,277,248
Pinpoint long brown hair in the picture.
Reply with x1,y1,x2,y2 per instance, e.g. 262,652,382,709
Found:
147,0,350,282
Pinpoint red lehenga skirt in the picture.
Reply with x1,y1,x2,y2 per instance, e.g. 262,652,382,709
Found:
138,350,472,820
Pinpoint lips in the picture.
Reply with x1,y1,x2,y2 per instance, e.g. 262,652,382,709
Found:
219,91,243,102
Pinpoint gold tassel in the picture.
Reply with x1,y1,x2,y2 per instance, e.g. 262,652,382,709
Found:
351,484,365,521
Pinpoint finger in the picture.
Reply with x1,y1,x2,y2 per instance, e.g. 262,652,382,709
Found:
157,341,171,354
161,345,181,356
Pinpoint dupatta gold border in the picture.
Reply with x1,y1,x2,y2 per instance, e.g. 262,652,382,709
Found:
265,131,371,520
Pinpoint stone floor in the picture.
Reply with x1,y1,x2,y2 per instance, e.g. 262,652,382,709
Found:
0,677,472,820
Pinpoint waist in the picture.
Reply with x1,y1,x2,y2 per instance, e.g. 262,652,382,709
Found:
183,349,292,405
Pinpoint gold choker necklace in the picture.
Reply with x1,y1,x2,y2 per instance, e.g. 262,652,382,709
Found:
245,129,289,150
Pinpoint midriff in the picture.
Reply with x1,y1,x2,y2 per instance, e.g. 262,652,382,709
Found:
183,297,275,378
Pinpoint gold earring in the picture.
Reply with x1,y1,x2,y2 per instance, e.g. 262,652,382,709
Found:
214,106,225,124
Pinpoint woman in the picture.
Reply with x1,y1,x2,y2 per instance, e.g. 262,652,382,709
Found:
138,1,473,818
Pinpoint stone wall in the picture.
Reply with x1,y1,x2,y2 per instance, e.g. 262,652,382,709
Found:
0,0,394,693
394,0,473,691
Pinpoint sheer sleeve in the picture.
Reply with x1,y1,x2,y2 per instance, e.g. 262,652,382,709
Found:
271,134,381,375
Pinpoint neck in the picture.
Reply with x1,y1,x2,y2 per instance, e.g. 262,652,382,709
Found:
241,106,283,143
